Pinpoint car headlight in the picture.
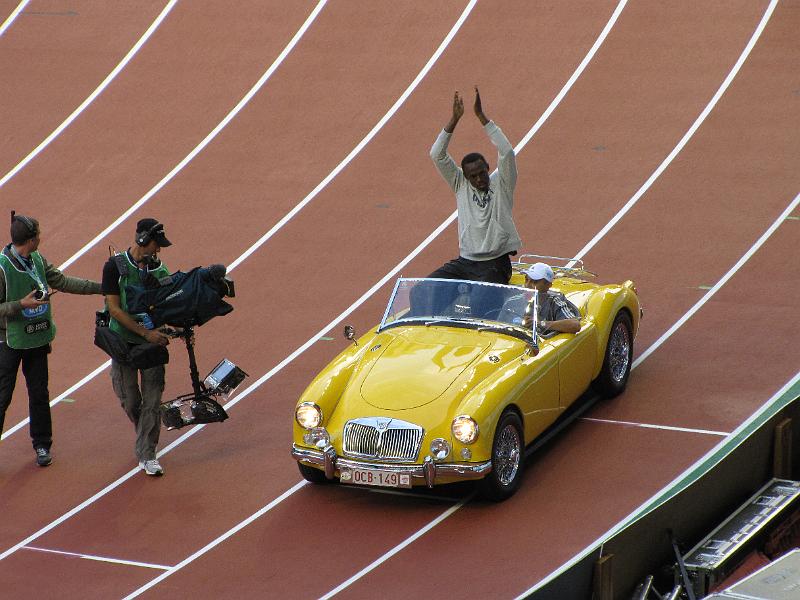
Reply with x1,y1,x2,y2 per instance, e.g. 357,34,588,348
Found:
451,415,479,444
430,438,451,461
295,402,323,429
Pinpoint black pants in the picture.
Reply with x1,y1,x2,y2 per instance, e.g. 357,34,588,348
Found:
0,342,52,450
427,253,513,284
411,254,514,318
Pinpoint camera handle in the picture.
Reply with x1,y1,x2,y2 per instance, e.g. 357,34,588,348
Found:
165,325,204,397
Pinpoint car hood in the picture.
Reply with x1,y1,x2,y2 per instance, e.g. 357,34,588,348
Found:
357,327,507,410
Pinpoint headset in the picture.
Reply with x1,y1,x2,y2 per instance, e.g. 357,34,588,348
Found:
136,221,163,247
10,211,38,240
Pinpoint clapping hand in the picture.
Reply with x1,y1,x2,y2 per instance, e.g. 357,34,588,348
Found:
445,91,464,132
474,86,488,125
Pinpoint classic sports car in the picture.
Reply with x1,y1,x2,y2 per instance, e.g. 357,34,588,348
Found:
291,257,641,500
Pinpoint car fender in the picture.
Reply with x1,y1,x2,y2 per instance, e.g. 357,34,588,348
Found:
451,350,533,460
294,330,378,428
585,282,641,380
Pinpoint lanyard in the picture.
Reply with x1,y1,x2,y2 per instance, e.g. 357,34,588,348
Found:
9,245,48,294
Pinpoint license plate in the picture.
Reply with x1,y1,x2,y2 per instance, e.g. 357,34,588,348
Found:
340,468,412,489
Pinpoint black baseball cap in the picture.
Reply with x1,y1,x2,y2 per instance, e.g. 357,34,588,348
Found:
136,218,172,247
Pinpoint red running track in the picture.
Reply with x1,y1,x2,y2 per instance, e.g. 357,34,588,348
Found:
1,1,798,598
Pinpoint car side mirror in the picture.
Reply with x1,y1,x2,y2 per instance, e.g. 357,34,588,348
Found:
343,325,358,346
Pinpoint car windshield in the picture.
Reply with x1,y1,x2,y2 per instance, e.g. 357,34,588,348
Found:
379,278,538,343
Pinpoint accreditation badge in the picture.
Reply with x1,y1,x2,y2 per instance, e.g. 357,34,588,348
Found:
22,304,49,319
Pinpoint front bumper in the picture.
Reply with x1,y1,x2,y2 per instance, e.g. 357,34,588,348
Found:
291,444,492,488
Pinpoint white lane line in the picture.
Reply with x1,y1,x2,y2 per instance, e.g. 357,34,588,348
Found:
4,0,465,438
1,360,110,440
0,0,475,437
0,2,479,561
317,495,474,600
63,0,473,274
567,0,780,267
518,367,800,599
0,0,29,38
321,5,785,595
229,0,478,271
2,0,482,447
518,191,800,597
58,0,328,271
0,1,178,189
22,545,172,571
0,0,329,441
120,481,308,599
582,417,730,437
117,2,628,594
128,184,797,599
633,189,800,368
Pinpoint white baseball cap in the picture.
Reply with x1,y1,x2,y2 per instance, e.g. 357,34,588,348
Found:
524,262,554,283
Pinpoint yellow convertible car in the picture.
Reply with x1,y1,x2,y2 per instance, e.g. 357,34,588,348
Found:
291,257,641,500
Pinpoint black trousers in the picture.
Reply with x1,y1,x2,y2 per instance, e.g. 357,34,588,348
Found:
427,253,513,284
410,253,514,318
0,342,52,450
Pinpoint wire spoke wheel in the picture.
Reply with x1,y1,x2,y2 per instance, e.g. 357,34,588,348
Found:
494,423,521,486
608,320,631,382
479,410,524,501
592,311,633,398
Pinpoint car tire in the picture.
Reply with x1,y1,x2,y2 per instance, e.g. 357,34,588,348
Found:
592,311,633,398
478,410,524,502
298,462,331,484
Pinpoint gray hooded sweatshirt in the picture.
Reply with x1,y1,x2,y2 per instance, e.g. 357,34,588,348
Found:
430,121,522,261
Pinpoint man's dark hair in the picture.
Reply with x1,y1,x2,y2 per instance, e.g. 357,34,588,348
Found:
10,214,39,245
461,152,488,171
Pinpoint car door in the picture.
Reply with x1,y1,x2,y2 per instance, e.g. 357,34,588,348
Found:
554,320,598,407
516,341,561,442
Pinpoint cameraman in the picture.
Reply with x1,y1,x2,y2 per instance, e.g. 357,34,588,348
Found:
1,213,101,467
102,219,171,477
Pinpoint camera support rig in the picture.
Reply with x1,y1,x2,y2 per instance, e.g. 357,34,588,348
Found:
159,325,247,430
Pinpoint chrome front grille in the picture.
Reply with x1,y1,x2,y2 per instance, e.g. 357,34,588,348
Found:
343,417,423,462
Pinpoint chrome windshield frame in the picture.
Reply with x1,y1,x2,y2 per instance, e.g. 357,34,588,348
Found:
378,277,539,346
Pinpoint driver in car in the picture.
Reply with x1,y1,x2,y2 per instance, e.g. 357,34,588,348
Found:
523,263,581,334
499,263,581,334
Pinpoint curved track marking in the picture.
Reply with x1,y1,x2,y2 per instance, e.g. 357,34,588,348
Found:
0,360,110,440
632,190,799,368
0,3,765,581
1,0,329,440
102,2,631,593
228,0,478,270
120,190,798,599
58,0,329,271
322,189,800,600
0,1,482,559
315,4,785,592
317,495,474,600
518,376,800,597
0,1,178,189
566,0,779,268
121,482,310,599
61,0,475,273
581,418,730,437
0,0,28,38
0,0,472,438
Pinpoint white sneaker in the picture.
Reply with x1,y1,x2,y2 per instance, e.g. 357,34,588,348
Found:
139,459,164,476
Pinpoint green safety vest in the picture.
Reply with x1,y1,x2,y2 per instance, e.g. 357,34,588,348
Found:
108,252,170,344
0,250,56,349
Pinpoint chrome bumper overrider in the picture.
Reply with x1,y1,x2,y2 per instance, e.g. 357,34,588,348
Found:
291,444,492,488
